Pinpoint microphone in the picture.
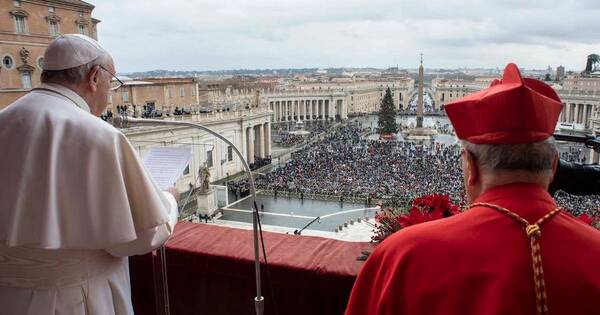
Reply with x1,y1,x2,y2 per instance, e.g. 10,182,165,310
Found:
112,114,265,315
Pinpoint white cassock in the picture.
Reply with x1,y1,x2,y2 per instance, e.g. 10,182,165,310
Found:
0,83,179,315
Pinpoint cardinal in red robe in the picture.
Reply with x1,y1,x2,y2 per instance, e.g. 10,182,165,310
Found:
345,64,600,315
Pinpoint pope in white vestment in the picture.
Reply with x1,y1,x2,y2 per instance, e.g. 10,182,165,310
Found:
0,35,178,315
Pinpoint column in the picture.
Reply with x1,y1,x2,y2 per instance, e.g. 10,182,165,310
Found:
293,100,297,120
571,103,576,123
278,101,282,122
264,122,271,157
296,100,300,121
279,101,283,122
247,127,255,164
316,100,320,119
319,100,324,120
283,101,288,121
307,100,312,120
258,124,265,158
331,99,336,119
585,104,591,128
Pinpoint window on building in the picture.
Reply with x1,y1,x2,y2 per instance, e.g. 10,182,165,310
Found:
122,91,129,102
48,6,55,13
37,57,44,70
78,24,85,35
13,0,21,7
79,12,84,17
49,21,59,36
206,150,213,168
3,56,14,69
180,87,185,97
21,72,32,89
15,16,26,34
227,146,233,161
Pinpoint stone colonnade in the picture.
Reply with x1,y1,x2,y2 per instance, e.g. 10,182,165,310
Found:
559,103,595,129
268,98,347,122
244,122,271,164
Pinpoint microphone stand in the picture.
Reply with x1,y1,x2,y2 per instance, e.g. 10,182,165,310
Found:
114,115,265,315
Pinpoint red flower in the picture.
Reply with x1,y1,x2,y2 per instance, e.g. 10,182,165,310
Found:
578,210,600,227
372,194,461,244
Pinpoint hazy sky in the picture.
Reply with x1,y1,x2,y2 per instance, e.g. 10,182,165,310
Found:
94,0,600,73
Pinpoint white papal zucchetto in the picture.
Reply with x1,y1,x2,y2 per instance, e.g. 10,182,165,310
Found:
42,34,109,71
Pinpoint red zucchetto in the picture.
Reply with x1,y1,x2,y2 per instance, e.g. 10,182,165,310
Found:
444,63,563,144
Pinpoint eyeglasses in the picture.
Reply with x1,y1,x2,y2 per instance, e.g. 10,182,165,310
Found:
99,65,124,91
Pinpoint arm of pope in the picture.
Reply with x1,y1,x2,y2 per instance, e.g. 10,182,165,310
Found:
100,133,181,257
105,190,179,257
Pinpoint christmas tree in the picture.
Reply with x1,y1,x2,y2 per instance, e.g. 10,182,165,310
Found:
378,87,398,135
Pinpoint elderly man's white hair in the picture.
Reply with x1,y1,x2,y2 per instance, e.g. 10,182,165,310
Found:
462,138,558,176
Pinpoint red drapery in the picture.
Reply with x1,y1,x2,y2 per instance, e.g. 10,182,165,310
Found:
130,221,372,315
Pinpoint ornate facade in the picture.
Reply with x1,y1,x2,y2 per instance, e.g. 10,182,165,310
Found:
266,79,414,122
0,0,99,108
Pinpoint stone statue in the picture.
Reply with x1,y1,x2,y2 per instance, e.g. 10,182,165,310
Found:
584,54,600,74
199,166,211,193
19,47,30,64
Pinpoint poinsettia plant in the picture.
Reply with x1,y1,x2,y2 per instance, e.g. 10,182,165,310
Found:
578,210,600,229
372,194,461,244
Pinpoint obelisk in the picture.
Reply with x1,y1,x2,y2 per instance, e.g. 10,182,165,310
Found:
416,53,424,128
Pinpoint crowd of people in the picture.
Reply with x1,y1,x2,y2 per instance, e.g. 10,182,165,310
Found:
273,121,334,147
250,156,272,171
231,118,599,216
246,122,464,207
559,144,588,164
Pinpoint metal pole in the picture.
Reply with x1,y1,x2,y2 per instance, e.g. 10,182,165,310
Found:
115,116,265,315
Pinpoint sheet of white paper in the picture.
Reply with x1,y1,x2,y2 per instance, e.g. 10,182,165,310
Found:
143,147,192,189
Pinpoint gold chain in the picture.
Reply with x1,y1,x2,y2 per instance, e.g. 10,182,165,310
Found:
469,202,561,315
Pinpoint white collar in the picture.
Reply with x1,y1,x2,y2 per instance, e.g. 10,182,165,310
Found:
33,83,91,113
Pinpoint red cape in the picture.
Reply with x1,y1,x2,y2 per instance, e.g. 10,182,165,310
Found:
345,183,600,315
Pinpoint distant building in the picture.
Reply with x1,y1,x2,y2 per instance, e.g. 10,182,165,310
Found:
0,0,99,108
266,78,415,122
556,65,565,81
432,77,496,108
109,77,200,115
437,74,600,132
